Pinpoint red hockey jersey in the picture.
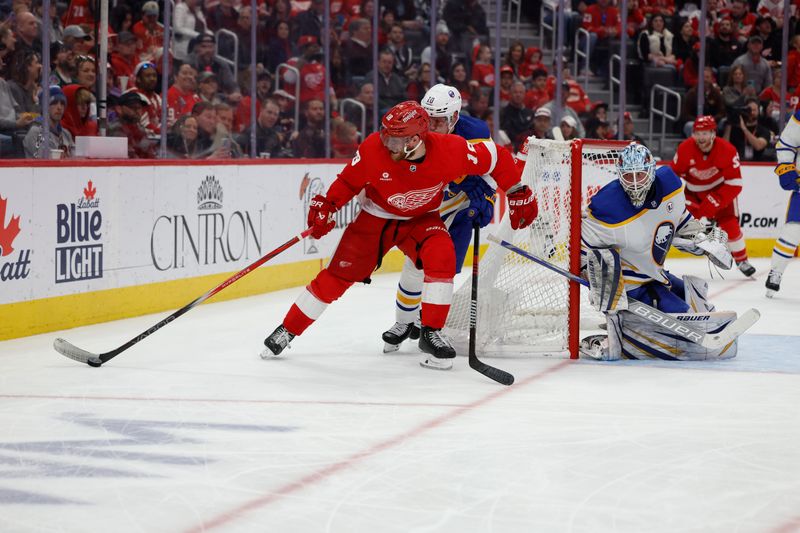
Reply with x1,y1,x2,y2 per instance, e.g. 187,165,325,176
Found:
670,136,743,207
327,132,519,220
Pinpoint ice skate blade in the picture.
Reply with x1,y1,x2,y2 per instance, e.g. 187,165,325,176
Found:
419,356,453,370
383,342,400,353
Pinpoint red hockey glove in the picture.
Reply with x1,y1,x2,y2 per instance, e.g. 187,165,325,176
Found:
507,185,537,230
696,193,722,219
307,194,336,239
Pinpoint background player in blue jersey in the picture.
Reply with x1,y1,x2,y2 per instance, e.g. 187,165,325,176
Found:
766,112,800,297
382,84,534,352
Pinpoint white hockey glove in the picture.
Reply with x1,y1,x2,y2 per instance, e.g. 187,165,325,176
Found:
673,219,732,270
693,227,733,270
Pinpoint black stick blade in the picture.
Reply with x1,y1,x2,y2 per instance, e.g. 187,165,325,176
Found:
469,358,515,386
53,338,102,366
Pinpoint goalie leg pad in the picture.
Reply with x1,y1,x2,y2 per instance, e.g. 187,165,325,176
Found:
616,310,738,360
586,247,628,312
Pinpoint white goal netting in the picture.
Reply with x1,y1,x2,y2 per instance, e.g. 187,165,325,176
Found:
445,138,628,357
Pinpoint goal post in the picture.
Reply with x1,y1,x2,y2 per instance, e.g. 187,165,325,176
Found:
445,137,632,359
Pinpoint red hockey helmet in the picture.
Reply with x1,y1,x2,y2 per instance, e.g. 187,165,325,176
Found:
693,115,717,133
380,101,429,153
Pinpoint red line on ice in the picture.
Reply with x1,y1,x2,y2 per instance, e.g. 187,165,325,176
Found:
181,360,572,533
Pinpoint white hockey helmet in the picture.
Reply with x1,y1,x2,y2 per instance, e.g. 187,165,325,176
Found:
617,143,656,208
421,83,461,133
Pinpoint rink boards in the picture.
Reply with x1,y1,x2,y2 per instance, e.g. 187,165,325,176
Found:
0,160,790,340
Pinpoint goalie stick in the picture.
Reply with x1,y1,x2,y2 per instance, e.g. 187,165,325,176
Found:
53,228,314,367
486,234,760,351
469,224,515,386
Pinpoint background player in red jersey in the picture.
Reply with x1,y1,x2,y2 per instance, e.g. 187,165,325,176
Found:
670,116,755,277
261,101,536,370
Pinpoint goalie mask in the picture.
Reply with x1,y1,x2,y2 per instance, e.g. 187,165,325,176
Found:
421,83,461,134
617,143,656,208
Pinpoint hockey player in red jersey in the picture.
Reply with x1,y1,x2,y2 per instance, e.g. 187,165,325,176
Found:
671,116,755,276
261,101,536,370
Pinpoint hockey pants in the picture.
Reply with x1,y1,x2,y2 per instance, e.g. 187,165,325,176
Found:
685,191,748,263
282,210,456,336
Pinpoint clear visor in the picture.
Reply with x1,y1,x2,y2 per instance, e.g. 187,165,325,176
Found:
380,131,410,152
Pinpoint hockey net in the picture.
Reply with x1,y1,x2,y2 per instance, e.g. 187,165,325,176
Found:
445,138,630,358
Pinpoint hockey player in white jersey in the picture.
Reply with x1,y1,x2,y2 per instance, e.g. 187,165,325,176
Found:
766,112,800,297
580,143,739,361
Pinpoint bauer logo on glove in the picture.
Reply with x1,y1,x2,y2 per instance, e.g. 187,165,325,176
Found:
307,194,336,239
507,185,538,230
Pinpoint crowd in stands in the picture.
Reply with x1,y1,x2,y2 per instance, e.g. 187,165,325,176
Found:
0,0,796,161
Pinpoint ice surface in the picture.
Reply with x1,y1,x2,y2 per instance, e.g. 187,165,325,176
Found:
0,258,799,533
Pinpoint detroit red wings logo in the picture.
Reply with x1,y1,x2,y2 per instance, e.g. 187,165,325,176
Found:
387,183,442,211
688,167,720,181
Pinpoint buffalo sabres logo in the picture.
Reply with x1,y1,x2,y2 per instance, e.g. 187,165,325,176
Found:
387,183,442,211
652,222,675,266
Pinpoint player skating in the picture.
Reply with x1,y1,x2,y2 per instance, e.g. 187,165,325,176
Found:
381,84,531,352
766,111,800,297
579,143,740,361
671,116,756,277
261,101,537,370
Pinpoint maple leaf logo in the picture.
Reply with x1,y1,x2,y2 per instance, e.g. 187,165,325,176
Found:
84,180,97,200
0,195,22,257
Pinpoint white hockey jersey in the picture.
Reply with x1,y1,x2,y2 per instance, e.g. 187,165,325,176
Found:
776,111,800,167
582,166,693,288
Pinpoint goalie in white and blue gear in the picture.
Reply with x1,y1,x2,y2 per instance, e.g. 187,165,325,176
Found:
580,143,740,361
765,111,800,297
382,84,499,352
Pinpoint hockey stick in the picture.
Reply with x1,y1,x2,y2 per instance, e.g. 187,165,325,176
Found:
469,223,515,386
486,234,760,351
54,228,314,367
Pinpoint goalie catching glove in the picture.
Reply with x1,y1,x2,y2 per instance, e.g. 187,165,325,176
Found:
506,184,537,230
672,219,733,270
307,194,336,239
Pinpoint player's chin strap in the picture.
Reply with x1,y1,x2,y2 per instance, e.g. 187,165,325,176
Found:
404,137,424,157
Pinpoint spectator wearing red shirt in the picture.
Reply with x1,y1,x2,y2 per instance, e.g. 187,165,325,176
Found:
787,35,800,91
545,64,592,115
580,0,621,77
504,41,529,84
62,0,94,28
498,65,514,106
110,31,137,91
130,61,163,136
132,1,164,62
206,0,240,33
640,0,674,16
729,0,757,44
524,69,550,110
167,63,201,126
61,84,98,137
522,47,546,79
470,44,495,88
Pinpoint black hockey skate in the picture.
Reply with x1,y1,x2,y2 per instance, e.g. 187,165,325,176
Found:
261,325,295,358
381,319,421,353
737,260,756,277
765,269,782,298
418,326,456,370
